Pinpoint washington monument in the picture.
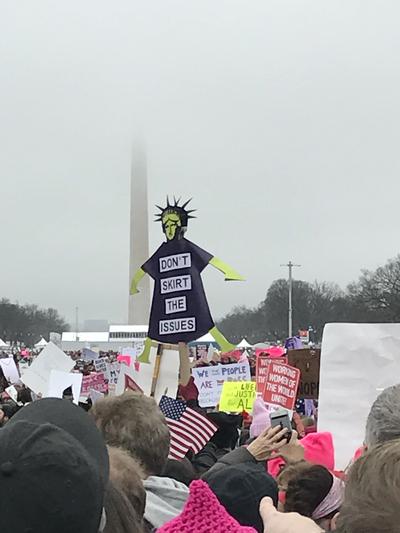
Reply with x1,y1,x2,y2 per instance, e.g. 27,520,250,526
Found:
128,148,151,324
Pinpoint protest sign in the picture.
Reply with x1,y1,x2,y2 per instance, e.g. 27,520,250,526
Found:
219,381,256,412
21,342,74,395
287,348,320,399
318,323,400,469
81,373,108,396
256,355,287,393
298,330,310,344
116,364,144,395
94,358,107,374
5,385,18,403
192,362,251,408
117,354,132,367
47,370,83,405
82,347,99,361
263,361,300,411
130,197,243,359
105,362,121,386
89,389,104,405
0,358,20,384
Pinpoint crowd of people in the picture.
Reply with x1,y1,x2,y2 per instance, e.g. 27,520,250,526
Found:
0,371,399,532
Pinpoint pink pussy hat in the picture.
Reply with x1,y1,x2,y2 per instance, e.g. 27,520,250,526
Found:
250,398,272,439
268,431,335,478
157,479,256,533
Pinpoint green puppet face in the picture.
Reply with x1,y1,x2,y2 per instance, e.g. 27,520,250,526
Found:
162,212,182,241
156,197,196,242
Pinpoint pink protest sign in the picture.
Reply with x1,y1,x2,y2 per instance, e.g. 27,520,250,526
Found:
256,355,287,393
117,354,132,367
81,372,108,396
263,361,300,411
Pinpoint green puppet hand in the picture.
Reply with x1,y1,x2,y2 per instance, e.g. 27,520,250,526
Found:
209,257,245,281
130,268,146,295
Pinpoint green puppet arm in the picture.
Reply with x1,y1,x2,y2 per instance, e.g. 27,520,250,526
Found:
209,257,245,281
130,268,146,295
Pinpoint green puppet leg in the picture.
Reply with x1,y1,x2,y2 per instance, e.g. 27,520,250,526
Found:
137,337,153,364
210,326,236,353
209,257,245,281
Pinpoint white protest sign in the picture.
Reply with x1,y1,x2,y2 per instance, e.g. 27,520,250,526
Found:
105,362,121,386
47,370,83,405
5,385,19,403
318,323,400,469
89,388,104,405
94,358,107,374
192,362,251,408
21,342,74,395
0,358,20,384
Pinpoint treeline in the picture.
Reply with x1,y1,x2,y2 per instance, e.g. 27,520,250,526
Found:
218,255,400,344
0,299,69,346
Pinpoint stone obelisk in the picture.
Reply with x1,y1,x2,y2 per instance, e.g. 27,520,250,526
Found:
128,147,151,324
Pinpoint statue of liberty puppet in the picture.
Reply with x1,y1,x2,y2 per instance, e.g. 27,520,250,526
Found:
130,197,244,363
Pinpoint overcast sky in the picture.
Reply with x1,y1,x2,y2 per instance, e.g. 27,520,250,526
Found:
1,1,400,327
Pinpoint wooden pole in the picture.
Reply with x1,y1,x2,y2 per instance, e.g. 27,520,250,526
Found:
150,343,163,397
178,342,191,387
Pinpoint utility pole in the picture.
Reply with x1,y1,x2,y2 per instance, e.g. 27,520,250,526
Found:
280,261,301,337
75,306,79,341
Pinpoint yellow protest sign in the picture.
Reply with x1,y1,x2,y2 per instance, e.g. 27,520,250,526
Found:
219,381,256,413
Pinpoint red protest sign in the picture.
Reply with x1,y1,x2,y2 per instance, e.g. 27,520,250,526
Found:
256,355,287,393
81,372,108,396
263,361,300,411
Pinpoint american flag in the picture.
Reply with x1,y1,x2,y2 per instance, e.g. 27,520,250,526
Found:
159,396,217,461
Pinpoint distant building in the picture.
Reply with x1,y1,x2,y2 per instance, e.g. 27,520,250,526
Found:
83,319,109,332
61,324,148,351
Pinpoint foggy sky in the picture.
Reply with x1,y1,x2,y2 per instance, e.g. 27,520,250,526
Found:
1,1,400,327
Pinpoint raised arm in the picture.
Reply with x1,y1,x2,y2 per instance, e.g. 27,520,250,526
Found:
209,257,245,281
130,268,146,295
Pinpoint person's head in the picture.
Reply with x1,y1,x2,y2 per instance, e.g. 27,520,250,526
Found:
108,446,146,519
206,462,278,532
365,384,400,447
0,401,20,426
0,398,109,533
91,392,170,477
283,463,343,531
337,439,400,533
104,482,144,533
162,458,197,487
207,412,242,450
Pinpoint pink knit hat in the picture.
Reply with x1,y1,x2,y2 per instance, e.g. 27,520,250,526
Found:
157,479,257,533
268,431,335,478
250,398,271,438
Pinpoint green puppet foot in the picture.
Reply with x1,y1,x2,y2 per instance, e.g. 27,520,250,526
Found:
210,326,236,353
137,338,152,364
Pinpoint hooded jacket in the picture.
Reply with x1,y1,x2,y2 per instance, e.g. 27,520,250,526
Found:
143,475,189,529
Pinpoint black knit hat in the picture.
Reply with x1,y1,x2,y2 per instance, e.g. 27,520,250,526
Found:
0,398,109,533
206,462,278,533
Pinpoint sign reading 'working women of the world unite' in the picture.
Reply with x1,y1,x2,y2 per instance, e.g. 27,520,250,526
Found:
142,239,214,344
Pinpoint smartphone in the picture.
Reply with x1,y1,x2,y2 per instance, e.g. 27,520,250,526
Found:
270,409,292,443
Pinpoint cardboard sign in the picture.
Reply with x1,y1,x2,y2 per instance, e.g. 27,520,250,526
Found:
219,381,256,413
192,362,251,408
318,323,400,469
47,370,83,405
82,347,99,361
263,361,300,411
81,373,108,396
256,356,288,393
21,342,74,395
89,389,104,405
287,348,320,399
94,358,107,374
0,358,20,384
105,362,121,386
